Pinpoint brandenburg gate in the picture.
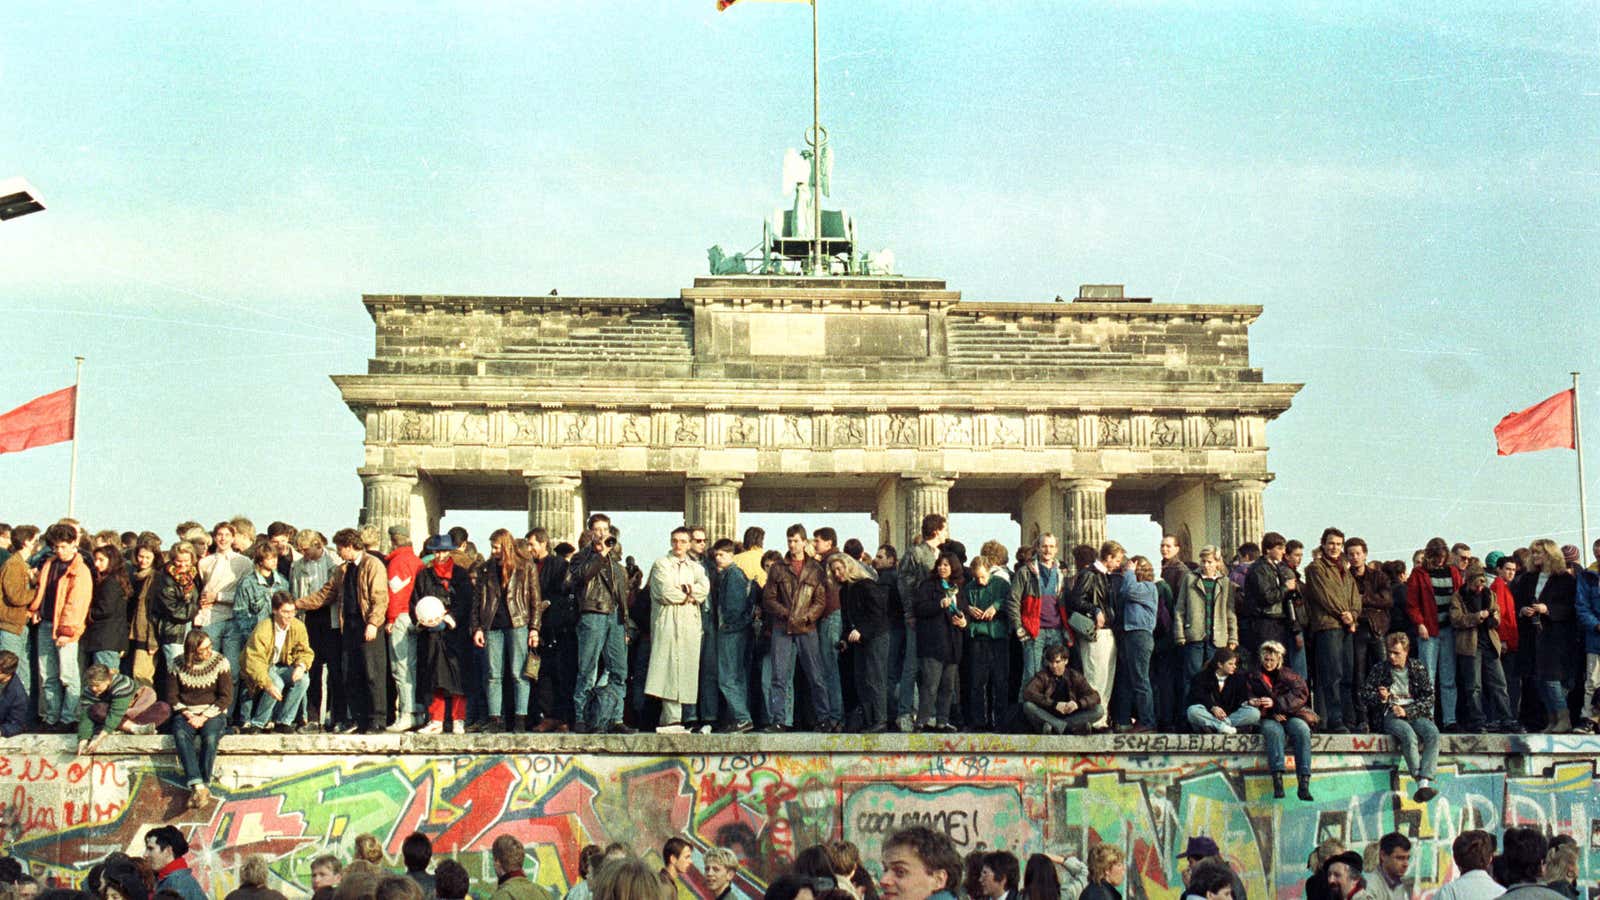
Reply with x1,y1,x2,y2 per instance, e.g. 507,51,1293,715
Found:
333,276,1298,558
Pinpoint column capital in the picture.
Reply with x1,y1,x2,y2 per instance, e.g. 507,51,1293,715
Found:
1061,477,1112,494
1212,477,1269,495
523,471,583,487
686,474,745,489
901,472,956,488
357,470,418,486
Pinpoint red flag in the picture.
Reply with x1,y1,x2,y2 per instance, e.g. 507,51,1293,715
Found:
0,386,76,455
1494,389,1575,456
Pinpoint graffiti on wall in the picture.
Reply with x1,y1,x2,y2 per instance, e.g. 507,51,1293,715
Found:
0,738,1597,899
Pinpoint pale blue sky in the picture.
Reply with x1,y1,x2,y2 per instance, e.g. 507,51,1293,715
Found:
2,2,1597,562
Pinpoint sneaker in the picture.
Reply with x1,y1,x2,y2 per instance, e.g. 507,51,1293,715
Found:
385,720,414,733
656,724,689,734
727,721,755,734
694,723,714,735
1218,723,1238,735
240,724,262,736
760,724,787,734
418,720,444,735
129,723,158,736
335,721,359,735
451,720,465,734
1413,785,1438,802
273,723,296,735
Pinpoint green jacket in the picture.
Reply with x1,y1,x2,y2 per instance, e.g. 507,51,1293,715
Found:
491,875,551,900
78,673,141,741
960,577,1010,640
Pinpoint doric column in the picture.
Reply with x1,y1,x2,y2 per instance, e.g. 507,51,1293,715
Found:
1061,478,1111,553
873,477,902,550
360,472,417,546
686,476,743,543
1215,478,1267,562
902,474,954,549
525,473,583,546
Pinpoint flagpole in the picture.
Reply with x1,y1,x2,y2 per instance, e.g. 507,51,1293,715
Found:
1577,371,1591,566
68,356,83,518
810,0,822,274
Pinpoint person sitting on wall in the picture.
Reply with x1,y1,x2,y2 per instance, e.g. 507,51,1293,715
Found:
1247,640,1316,801
240,592,315,734
1020,643,1103,735
75,663,170,753
1360,633,1440,803
0,651,30,737
1185,648,1260,735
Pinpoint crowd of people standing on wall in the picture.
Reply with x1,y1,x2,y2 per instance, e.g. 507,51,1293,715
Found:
0,817,1588,900
0,513,1597,803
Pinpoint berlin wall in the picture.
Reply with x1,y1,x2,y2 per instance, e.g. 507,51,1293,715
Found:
0,733,1593,898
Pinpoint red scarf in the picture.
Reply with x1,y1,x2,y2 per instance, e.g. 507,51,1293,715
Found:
157,857,190,880
432,556,455,580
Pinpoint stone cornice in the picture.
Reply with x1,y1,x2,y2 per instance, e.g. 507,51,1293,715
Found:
333,375,1302,416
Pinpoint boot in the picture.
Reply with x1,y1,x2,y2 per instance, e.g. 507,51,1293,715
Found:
1297,775,1314,802
1271,773,1285,799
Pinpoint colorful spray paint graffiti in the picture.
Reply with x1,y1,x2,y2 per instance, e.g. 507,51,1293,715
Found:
0,737,1596,899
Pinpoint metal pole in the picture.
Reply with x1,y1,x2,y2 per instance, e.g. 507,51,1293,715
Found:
1576,371,1591,566
68,356,83,518
811,0,821,274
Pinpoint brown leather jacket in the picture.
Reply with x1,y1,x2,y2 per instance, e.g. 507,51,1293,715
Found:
763,556,827,635
0,554,33,636
472,562,543,633
295,553,388,632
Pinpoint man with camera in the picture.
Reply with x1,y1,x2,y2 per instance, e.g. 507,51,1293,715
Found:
646,527,710,733
568,514,635,734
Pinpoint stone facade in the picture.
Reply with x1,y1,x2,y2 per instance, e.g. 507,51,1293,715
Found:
336,277,1298,557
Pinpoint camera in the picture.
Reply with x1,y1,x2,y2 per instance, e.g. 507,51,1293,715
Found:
605,537,617,547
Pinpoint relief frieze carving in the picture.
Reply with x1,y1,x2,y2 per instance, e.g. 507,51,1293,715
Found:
1099,414,1131,446
1202,416,1237,448
1051,415,1078,446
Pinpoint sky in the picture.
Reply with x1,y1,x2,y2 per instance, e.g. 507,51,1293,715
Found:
1,1,1597,563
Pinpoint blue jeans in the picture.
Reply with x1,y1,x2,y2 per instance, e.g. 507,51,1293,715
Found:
816,611,844,723
1019,626,1067,699
1116,629,1155,726
1312,628,1354,729
250,665,311,727
0,630,29,718
485,626,530,719
574,614,627,727
1182,642,1209,686
35,626,79,725
160,642,185,669
207,620,244,721
1186,703,1262,733
715,629,752,725
91,650,121,671
1419,631,1458,725
1384,713,1439,780
758,647,792,727
1287,637,1309,681
1539,679,1569,718
770,630,831,725
172,713,227,787
694,618,719,725
1260,716,1312,775
388,613,418,725
893,623,918,723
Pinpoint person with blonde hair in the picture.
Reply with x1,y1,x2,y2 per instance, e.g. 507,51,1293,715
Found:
224,854,287,900
151,541,202,669
292,528,338,730
353,832,386,866
1113,555,1161,732
1515,538,1579,732
1078,845,1125,900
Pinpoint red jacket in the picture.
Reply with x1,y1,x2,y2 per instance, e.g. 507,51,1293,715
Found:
385,546,424,624
1406,564,1462,639
1492,577,1520,652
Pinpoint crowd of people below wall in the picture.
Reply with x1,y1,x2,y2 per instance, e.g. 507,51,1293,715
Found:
1,514,1598,803
0,819,1587,900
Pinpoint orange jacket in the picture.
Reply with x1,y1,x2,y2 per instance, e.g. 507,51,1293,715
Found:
30,552,94,641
